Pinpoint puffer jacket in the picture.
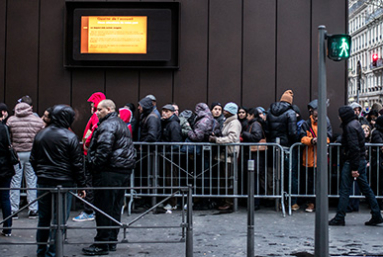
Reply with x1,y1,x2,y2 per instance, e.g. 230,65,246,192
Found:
139,97,161,142
88,112,136,174
188,103,220,142
300,115,330,168
339,106,366,171
266,101,297,147
0,123,15,179
216,115,241,163
30,105,86,186
7,102,44,152
83,92,106,154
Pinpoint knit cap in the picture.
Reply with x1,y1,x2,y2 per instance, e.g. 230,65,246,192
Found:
223,102,238,115
210,102,222,110
0,103,8,112
280,90,294,105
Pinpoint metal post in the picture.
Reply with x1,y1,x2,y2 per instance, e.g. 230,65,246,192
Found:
247,160,255,257
357,60,361,103
233,152,238,212
316,25,329,257
275,137,281,211
56,186,64,257
186,185,193,257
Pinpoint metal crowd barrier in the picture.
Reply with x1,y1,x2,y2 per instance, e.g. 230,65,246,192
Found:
287,142,383,215
0,185,194,257
131,142,286,216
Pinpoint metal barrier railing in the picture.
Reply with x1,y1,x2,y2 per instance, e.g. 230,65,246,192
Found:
0,185,194,257
287,142,383,215
131,142,286,216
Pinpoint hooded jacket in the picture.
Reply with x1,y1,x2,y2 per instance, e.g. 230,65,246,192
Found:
7,102,44,152
349,102,369,127
0,123,15,179
266,101,297,147
188,103,220,142
307,99,333,140
30,105,86,186
83,92,106,154
339,106,366,171
119,108,133,136
88,112,136,173
138,97,161,142
300,115,330,168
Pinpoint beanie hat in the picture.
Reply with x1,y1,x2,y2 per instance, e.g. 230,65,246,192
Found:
280,90,293,105
162,104,175,112
256,106,266,115
0,103,8,112
223,102,238,115
210,102,222,110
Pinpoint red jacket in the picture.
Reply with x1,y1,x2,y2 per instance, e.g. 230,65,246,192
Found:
119,108,133,136
82,92,106,155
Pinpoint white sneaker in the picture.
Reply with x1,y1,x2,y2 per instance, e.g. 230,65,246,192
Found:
72,212,95,222
163,204,173,210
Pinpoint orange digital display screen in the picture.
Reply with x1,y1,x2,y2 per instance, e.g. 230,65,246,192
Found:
81,16,147,54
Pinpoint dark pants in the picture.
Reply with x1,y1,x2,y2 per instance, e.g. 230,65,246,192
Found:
83,156,94,214
93,171,130,244
0,177,12,234
36,184,72,257
335,160,381,220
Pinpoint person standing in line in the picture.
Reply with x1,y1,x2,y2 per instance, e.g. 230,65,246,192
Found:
209,102,241,210
7,101,44,219
329,106,383,226
0,103,14,237
30,105,87,257
82,100,136,256
160,104,183,211
211,102,225,130
73,92,106,222
299,108,330,213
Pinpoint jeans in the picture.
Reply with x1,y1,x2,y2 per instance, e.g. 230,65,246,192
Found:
335,160,381,220
36,184,72,257
0,177,12,234
10,151,38,213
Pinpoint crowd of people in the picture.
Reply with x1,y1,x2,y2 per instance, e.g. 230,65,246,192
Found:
1,90,383,256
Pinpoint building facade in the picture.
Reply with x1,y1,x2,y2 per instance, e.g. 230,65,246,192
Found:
348,0,383,110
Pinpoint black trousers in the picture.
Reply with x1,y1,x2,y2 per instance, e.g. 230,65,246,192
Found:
93,171,130,243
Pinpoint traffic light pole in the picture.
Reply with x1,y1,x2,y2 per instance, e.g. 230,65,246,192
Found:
316,25,329,257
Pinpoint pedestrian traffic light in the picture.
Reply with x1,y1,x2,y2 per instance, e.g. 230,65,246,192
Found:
372,53,378,67
327,34,351,61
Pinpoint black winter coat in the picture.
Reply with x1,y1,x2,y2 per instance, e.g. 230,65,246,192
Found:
242,118,265,143
30,105,85,186
266,101,298,147
0,122,15,179
340,113,366,171
88,112,136,174
370,123,383,164
138,97,161,142
161,115,182,143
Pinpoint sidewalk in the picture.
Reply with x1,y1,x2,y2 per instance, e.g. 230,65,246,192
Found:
1,203,383,257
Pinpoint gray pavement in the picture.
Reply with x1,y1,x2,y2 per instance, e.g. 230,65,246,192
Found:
1,203,383,257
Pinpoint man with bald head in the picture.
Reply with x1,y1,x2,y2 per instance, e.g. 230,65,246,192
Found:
83,99,136,256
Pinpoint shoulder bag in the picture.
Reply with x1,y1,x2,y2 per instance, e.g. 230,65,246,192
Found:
4,126,20,165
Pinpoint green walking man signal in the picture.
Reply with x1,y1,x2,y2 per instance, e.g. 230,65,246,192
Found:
327,34,351,61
